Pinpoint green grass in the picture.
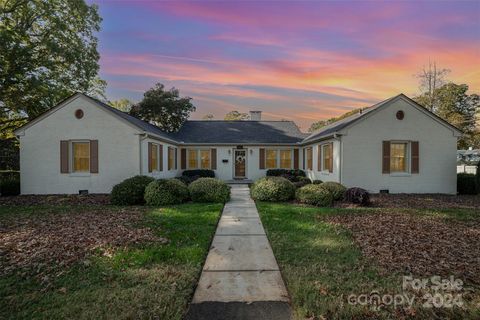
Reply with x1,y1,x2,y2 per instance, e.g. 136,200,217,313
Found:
257,202,479,319
0,203,222,320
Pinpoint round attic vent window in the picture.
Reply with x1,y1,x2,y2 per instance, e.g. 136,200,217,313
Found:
396,110,404,120
75,109,84,119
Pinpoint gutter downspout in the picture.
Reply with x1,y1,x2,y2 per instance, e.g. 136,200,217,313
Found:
333,133,342,184
137,132,149,175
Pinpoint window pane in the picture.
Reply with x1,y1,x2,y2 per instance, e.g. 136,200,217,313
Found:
188,149,198,169
200,150,210,169
73,142,90,172
151,144,158,171
322,144,332,172
390,143,407,172
266,149,277,169
306,148,312,170
279,150,292,169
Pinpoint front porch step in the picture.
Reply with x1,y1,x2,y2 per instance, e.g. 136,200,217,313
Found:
225,179,253,184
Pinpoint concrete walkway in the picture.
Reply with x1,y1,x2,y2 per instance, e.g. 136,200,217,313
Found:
186,185,292,320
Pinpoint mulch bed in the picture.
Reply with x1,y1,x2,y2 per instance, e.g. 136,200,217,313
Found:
327,211,480,285
335,194,480,209
0,207,167,278
0,194,111,206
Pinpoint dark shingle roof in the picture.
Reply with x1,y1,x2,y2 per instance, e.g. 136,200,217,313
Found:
169,121,307,144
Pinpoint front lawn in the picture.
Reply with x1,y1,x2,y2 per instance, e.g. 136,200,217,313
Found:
0,203,222,320
257,202,480,319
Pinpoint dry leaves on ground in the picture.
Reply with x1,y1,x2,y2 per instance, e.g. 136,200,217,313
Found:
327,211,480,285
0,207,167,277
370,194,480,209
0,194,111,206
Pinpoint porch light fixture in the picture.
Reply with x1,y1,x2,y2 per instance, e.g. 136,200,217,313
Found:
249,149,253,155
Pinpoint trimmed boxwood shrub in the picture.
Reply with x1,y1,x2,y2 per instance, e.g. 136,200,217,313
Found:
188,178,230,203
250,177,295,202
293,177,311,189
110,175,155,205
182,169,215,178
266,169,306,177
295,184,333,207
345,187,370,206
320,182,347,200
144,179,189,205
175,175,198,185
0,176,20,196
457,173,478,195
312,180,323,184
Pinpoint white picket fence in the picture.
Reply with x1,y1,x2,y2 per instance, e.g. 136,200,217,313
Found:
457,165,477,174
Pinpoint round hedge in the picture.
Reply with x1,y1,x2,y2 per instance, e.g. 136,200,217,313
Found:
110,175,155,205
144,179,189,206
250,177,295,202
320,181,347,200
295,184,333,207
188,178,230,203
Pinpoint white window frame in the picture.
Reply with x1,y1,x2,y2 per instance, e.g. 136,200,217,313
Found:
390,141,410,175
70,140,91,176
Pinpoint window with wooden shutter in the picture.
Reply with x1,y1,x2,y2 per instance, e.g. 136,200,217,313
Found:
266,149,277,169
211,148,217,170
293,148,299,169
279,150,292,169
90,140,98,173
321,143,333,173
382,141,391,174
411,141,419,174
317,145,321,171
259,148,265,169
60,141,69,173
306,147,312,170
168,146,176,171
181,148,186,169
73,142,90,173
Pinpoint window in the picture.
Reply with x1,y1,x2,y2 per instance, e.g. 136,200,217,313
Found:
188,149,198,169
306,147,312,170
322,143,333,172
168,147,176,170
72,142,90,172
266,149,277,169
150,144,159,171
279,150,292,169
390,142,408,172
200,150,210,169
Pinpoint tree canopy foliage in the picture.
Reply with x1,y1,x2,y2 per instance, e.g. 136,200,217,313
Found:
110,98,133,112
224,110,249,120
308,108,363,132
129,83,195,132
0,0,104,138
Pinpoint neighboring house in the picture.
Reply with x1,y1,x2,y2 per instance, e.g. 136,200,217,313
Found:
14,93,461,194
457,149,480,164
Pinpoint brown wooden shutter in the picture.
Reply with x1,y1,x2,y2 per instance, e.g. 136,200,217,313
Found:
175,148,178,170
329,142,334,173
302,148,305,170
293,148,299,169
382,141,391,174
259,148,265,169
411,141,419,174
60,140,69,173
317,145,322,171
148,142,153,172
211,148,217,170
181,148,186,169
90,140,99,173
159,145,164,171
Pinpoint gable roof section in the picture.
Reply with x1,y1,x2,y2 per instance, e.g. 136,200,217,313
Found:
302,94,462,144
170,120,307,144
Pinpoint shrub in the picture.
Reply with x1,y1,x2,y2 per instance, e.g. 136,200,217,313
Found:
188,178,230,203
457,173,478,195
266,169,306,177
0,176,20,196
320,182,347,200
345,187,370,206
295,184,333,207
175,175,199,185
110,175,155,205
293,177,311,189
182,169,215,178
312,180,323,184
144,179,189,205
250,177,295,202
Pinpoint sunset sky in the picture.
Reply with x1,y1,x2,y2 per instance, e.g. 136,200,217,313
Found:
92,1,480,130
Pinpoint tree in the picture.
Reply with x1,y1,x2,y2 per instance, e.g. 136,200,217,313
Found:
308,108,363,132
202,114,214,120
415,61,450,112
110,99,133,112
224,110,249,120
130,83,195,132
0,0,104,126
416,83,478,148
